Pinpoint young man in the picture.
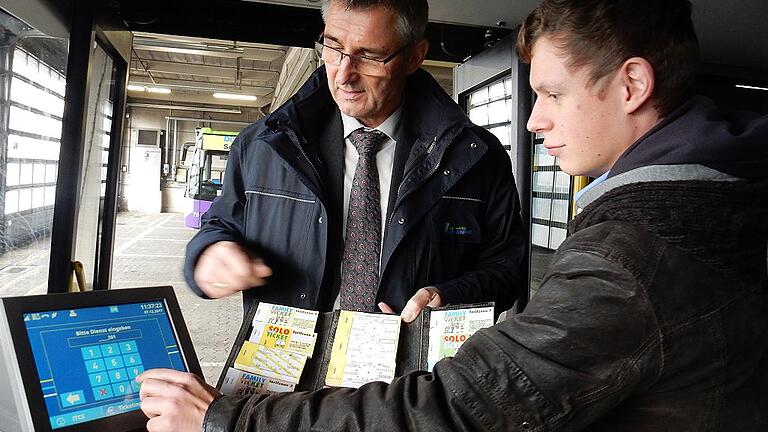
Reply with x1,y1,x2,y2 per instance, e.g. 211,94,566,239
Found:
184,0,525,320
140,0,768,430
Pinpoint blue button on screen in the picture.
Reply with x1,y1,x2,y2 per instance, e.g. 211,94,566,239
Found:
88,372,109,387
120,340,138,354
100,343,120,358
105,355,125,370
60,390,85,408
81,346,102,360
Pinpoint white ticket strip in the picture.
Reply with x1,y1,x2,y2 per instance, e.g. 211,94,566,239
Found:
219,367,296,396
426,305,494,371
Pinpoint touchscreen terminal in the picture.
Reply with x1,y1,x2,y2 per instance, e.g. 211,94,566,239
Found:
0,286,201,432
26,300,185,428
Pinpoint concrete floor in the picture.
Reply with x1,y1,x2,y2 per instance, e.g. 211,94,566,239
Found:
0,212,242,384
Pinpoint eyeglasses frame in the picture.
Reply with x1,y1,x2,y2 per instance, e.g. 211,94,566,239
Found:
315,36,416,71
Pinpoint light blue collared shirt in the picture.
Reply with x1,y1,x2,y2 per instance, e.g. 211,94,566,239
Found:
574,171,610,209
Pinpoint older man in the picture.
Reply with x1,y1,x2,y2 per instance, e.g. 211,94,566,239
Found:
141,0,768,430
184,0,525,320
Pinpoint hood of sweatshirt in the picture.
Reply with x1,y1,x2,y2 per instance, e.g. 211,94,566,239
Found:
609,96,768,180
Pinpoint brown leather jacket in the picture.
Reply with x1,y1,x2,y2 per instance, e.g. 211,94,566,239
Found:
202,171,768,431
203,95,768,431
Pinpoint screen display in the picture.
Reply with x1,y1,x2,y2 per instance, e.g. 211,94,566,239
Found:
22,300,187,429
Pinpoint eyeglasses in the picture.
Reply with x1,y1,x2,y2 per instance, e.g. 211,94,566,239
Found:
315,37,414,77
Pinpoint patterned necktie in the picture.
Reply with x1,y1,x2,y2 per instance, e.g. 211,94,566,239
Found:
339,128,388,311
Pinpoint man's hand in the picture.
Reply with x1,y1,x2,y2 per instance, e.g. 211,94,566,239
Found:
194,241,272,298
379,286,443,323
137,369,220,432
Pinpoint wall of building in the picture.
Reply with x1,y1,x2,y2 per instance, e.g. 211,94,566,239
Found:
454,37,515,101
119,106,261,213
453,35,525,183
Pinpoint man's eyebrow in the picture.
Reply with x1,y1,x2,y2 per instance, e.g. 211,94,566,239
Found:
531,81,564,93
322,34,342,45
321,33,384,55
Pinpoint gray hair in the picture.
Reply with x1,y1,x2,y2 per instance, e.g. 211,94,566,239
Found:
320,0,429,43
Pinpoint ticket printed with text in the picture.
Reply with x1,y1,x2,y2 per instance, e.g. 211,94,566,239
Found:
325,311,400,388
426,306,494,371
219,367,295,396
251,302,319,335
234,341,307,384
248,324,318,357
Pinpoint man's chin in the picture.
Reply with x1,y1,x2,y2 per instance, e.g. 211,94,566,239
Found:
338,104,369,120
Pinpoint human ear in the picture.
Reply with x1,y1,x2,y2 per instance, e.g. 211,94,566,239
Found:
406,39,429,74
620,57,655,114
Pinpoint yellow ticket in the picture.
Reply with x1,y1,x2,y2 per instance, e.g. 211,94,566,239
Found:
250,324,317,358
234,341,306,384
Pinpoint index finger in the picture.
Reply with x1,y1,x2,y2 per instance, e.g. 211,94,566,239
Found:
136,368,190,384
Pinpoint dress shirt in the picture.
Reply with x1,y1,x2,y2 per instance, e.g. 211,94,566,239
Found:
340,105,403,242
333,105,404,309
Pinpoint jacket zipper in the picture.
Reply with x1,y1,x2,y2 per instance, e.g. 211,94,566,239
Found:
397,136,437,199
277,120,325,193
388,127,464,228
387,137,436,229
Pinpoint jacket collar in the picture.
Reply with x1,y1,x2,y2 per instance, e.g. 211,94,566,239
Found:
576,164,739,209
571,175,768,285
262,65,478,213
264,66,474,152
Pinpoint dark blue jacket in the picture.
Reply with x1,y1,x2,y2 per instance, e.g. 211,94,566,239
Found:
184,67,526,313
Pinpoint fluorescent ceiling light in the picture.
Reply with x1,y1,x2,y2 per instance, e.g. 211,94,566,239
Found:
213,92,257,101
127,103,242,114
127,85,172,94
735,84,768,92
146,87,172,94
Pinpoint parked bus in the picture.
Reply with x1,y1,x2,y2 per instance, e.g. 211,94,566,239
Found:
184,128,238,229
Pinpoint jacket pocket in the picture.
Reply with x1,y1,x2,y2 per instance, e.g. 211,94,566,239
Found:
243,187,317,267
245,188,317,205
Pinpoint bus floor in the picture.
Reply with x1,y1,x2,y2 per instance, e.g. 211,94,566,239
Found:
0,211,242,384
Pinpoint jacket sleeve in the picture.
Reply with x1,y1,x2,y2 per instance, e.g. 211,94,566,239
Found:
183,134,249,298
203,247,663,431
433,128,527,312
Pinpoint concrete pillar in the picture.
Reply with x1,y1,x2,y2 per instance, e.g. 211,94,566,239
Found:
0,33,18,253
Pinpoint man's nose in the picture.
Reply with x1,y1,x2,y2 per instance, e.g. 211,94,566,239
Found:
335,54,358,83
527,100,551,133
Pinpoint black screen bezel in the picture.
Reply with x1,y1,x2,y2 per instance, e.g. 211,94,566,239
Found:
3,286,202,432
